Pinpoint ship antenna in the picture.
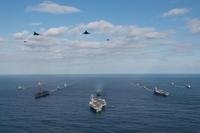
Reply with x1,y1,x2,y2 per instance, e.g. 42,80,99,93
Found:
38,81,42,92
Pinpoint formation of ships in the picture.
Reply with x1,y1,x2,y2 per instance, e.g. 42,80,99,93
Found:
34,81,69,99
17,81,192,113
132,81,192,97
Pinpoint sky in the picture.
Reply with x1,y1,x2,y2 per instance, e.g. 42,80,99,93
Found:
0,0,200,74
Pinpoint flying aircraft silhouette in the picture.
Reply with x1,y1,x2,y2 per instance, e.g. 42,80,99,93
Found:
82,30,90,35
33,32,40,36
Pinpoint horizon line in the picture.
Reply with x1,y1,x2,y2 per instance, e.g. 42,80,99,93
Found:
0,73,199,75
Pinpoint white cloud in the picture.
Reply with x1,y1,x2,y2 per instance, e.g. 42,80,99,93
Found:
0,37,4,42
69,20,167,39
187,18,200,33
24,37,62,48
13,26,69,47
163,8,190,17
69,20,123,35
44,26,68,36
13,30,65,48
13,31,30,40
127,26,166,39
86,20,115,33
27,1,80,14
12,20,169,57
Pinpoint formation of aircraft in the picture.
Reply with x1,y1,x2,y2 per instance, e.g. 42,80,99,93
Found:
82,30,110,41
23,30,109,43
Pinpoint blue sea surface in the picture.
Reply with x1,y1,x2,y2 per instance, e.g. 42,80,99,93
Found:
0,74,199,133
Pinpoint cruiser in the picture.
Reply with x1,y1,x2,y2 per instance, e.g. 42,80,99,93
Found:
35,82,50,99
154,87,169,97
89,95,106,112
95,88,102,97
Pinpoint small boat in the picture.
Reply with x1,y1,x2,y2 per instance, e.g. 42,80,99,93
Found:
89,95,106,112
35,82,50,99
143,85,147,89
171,82,175,86
57,85,60,89
17,85,24,90
154,87,169,97
185,84,191,88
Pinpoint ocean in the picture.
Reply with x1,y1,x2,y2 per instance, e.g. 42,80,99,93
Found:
0,74,199,133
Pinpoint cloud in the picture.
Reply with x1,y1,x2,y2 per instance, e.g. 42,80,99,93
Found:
44,26,68,36
27,1,80,14
13,30,65,48
24,36,63,48
12,22,197,74
13,31,30,40
69,20,167,39
0,37,4,43
187,18,200,33
162,8,190,17
12,20,171,61
13,26,74,47
86,20,115,33
127,26,166,39
68,20,115,35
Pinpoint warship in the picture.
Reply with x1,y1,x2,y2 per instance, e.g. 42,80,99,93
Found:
17,85,24,90
63,81,70,88
64,81,68,88
185,83,191,88
154,87,169,97
171,82,175,86
35,82,50,99
89,95,106,112
95,88,102,97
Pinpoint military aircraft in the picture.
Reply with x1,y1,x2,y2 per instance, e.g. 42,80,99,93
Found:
82,30,90,35
33,32,40,36
106,38,110,41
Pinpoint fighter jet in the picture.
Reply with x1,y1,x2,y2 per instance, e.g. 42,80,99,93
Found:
33,32,40,36
106,38,110,41
82,30,90,35
24,41,27,43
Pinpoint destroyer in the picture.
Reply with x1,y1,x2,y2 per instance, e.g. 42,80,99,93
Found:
154,87,169,97
35,82,50,99
95,88,102,97
17,85,24,90
89,95,106,112
185,84,191,88
64,82,67,88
